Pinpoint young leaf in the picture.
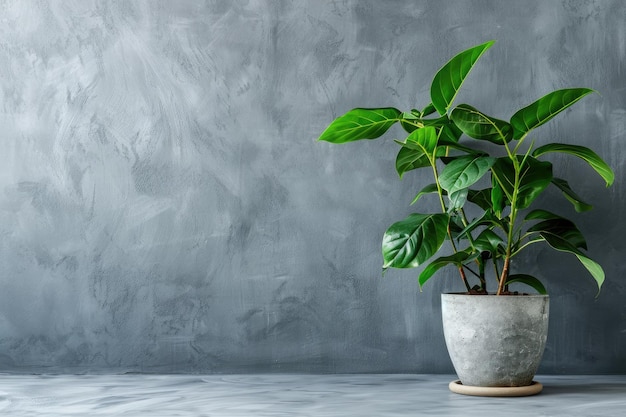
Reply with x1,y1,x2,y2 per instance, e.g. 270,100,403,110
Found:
550,178,593,212
318,108,402,143
430,41,495,115
421,103,437,117
450,104,513,144
410,183,441,205
439,155,496,196
382,213,450,269
533,143,614,187
504,274,547,295
510,88,594,139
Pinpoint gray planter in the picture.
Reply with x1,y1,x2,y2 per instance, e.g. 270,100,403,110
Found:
441,293,549,387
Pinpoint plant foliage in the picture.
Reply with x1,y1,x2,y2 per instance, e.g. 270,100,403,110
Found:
318,41,613,295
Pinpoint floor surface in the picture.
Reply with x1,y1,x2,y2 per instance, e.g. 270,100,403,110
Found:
0,374,624,416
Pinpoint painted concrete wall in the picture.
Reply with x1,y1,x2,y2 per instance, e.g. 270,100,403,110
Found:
0,0,624,373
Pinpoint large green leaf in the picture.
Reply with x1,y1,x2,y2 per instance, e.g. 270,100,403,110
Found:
439,155,496,196
550,177,593,212
491,156,553,209
505,274,547,295
510,88,594,139
318,108,401,143
541,232,605,293
533,143,614,187
450,104,513,144
430,41,495,115
418,251,477,289
382,213,450,269
526,210,588,250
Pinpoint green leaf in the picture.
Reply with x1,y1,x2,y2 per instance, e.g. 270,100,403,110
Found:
448,189,469,210
410,183,441,205
533,143,614,187
430,41,495,115
418,251,477,289
491,178,506,218
382,213,450,269
541,232,605,293
550,177,593,212
505,274,547,295
473,229,505,253
396,147,432,177
400,114,450,134
524,209,565,221
526,211,588,250
406,126,438,154
450,104,513,144
438,136,487,155
395,127,441,178
421,103,437,117
491,156,553,209
440,155,496,196
458,211,494,239
510,88,595,139
439,123,464,143
467,188,493,210
318,108,402,143
447,214,466,240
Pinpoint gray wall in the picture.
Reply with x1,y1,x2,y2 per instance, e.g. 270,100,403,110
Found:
0,0,624,374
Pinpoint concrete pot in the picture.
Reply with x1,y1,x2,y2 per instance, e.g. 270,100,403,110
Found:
441,293,549,387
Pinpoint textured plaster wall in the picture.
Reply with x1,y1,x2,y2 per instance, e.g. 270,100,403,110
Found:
0,0,624,373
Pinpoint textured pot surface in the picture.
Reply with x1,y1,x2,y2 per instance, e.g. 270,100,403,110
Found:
441,293,549,387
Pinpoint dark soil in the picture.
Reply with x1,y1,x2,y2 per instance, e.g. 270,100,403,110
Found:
465,290,530,296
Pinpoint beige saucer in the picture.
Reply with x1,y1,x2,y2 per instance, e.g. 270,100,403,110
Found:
449,380,543,397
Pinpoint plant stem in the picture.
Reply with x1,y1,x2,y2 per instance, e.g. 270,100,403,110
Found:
496,135,526,295
431,148,471,293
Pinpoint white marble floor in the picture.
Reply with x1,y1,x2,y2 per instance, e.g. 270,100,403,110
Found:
0,374,624,416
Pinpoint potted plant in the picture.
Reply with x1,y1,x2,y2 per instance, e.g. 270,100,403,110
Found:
317,41,614,396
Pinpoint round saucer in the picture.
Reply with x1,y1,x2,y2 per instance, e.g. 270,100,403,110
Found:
448,380,543,397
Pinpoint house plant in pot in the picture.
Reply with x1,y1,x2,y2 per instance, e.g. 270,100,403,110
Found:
317,41,614,396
